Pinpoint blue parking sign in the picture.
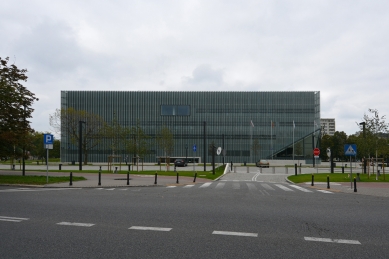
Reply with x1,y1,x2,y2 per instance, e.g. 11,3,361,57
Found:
44,134,54,145
192,144,197,152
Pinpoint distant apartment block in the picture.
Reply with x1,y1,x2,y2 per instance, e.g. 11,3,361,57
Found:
321,118,335,136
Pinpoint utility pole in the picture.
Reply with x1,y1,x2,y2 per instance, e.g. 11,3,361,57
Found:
79,121,85,171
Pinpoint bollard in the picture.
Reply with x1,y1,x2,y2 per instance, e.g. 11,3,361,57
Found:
327,175,330,189
12,164,15,170
98,170,101,186
193,173,197,182
272,167,275,174
154,173,157,184
69,172,73,186
176,173,179,184
311,174,314,186
59,164,62,170
128,165,131,171
354,177,357,192
127,171,130,185
342,166,344,174
114,167,118,174
294,164,297,176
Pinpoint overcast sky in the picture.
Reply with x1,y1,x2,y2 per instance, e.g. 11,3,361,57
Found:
1,0,388,136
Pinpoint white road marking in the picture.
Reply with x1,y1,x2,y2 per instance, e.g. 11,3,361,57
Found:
317,190,333,194
304,237,361,244
199,182,212,188
119,189,128,191
166,186,176,188
212,231,258,237
215,182,225,189
246,183,257,191
105,188,115,191
0,188,81,192
289,185,313,192
232,182,240,189
183,185,194,188
0,216,29,222
57,222,95,227
129,226,172,231
275,184,294,192
261,183,275,191
96,188,104,190
252,172,260,181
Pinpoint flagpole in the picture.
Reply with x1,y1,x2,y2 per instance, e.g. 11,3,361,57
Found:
250,121,253,163
293,120,295,162
271,120,273,160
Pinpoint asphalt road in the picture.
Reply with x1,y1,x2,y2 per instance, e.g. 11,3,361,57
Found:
1,180,389,258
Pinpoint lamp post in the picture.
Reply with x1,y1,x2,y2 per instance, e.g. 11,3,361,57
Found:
79,121,85,171
185,144,188,163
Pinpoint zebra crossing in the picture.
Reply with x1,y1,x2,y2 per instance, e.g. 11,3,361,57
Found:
90,181,333,194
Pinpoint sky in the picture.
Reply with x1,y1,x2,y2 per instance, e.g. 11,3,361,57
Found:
1,0,388,136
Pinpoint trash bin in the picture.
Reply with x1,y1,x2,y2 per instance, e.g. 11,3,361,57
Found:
59,164,62,170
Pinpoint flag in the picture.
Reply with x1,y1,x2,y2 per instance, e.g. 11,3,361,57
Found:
250,120,254,127
293,120,295,129
271,121,275,128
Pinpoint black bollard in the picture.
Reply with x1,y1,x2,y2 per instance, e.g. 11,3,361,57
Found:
59,164,62,170
354,177,357,192
295,164,297,176
176,173,179,184
342,166,344,174
70,172,73,186
98,170,101,186
128,165,131,171
327,175,330,189
193,173,197,183
127,171,130,185
154,173,157,184
311,174,314,186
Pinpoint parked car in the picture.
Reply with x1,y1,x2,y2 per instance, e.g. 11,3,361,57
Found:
174,159,187,167
256,159,269,168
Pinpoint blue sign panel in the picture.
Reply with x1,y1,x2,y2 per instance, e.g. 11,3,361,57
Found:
44,134,54,145
344,144,357,156
192,144,197,152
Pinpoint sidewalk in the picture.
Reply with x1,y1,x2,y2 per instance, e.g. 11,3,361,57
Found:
0,166,212,188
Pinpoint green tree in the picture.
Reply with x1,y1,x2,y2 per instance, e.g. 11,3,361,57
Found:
251,139,260,159
156,126,174,170
126,121,150,171
104,113,128,165
49,108,106,164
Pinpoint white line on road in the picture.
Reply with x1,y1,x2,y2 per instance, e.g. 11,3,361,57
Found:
215,182,225,189
183,185,194,188
0,216,29,222
274,184,294,192
0,188,82,192
212,231,258,237
317,190,333,194
129,226,172,231
166,186,176,188
57,222,95,227
232,182,240,189
199,182,212,188
246,183,257,191
304,237,361,244
105,188,115,191
252,172,260,181
289,185,313,192
261,183,275,191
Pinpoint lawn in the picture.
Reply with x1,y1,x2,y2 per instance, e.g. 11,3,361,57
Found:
288,172,388,183
0,175,86,185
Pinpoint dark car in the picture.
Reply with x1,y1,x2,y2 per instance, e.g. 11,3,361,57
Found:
256,159,269,168
174,159,187,167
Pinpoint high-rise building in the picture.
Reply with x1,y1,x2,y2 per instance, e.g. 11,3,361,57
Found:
320,118,336,136
60,91,321,163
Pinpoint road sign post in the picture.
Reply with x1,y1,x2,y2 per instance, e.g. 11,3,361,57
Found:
313,148,320,173
192,144,197,172
344,144,357,189
43,134,54,183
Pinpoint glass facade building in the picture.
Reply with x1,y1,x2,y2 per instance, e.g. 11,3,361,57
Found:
61,91,320,163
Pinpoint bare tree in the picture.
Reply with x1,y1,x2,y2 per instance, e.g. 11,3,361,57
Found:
49,108,106,164
156,126,174,171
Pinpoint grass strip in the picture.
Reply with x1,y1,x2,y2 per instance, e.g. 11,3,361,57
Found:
288,173,388,183
0,175,86,185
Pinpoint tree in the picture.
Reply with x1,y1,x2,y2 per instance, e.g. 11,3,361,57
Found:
251,139,260,159
156,126,174,170
49,108,106,164
125,120,150,171
104,113,128,166
0,57,38,166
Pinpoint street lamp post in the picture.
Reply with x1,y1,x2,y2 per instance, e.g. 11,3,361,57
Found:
185,144,188,163
79,121,85,171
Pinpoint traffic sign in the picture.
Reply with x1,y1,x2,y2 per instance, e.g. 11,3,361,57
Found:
44,134,54,145
192,144,197,152
344,144,357,156
313,148,320,156
216,147,222,155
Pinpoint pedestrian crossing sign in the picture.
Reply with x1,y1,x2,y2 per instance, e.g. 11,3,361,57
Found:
344,144,357,156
